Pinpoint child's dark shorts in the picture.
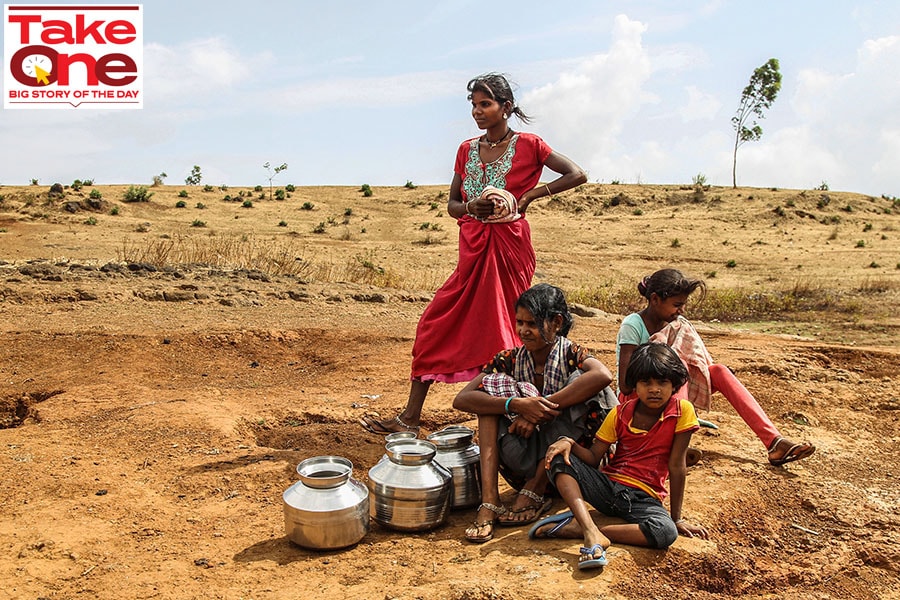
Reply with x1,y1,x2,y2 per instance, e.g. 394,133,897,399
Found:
548,454,678,549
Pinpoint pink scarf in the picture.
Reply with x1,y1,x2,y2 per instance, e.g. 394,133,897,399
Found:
650,316,713,410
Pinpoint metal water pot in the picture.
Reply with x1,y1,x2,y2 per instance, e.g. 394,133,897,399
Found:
283,456,369,550
427,425,481,509
385,430,418,443
366,439,452,531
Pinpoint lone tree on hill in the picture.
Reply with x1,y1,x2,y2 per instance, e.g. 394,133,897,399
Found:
731,58,781,188
263,162,288,200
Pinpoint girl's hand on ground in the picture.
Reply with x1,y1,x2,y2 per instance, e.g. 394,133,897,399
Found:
545,438,572,468
676,520,709,539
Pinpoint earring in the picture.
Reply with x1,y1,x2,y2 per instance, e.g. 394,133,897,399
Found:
503,114,508,119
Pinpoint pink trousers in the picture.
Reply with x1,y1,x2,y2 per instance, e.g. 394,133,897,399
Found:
705,364,780,449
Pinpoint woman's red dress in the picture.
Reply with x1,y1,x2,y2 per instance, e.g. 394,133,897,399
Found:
410,132,552,382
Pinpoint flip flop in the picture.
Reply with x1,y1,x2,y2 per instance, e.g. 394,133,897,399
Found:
359,414,419,436
497,491,552,527
465,502,507,544
528,511,574,539
578,543,608,570
768,441,815,466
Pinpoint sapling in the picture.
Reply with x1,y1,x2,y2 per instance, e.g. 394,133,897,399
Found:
731,58,781,188
264,162,288,201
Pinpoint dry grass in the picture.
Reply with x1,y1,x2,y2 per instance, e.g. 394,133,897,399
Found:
565,277,870,323
2,181,898,344
117,234,317,277
115,235,444,290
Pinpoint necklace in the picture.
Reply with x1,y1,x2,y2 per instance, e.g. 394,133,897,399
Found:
483,128,512,148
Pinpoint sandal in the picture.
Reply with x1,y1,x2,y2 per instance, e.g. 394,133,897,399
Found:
578,543,608,570
465,502,507,544
497,488,552,527
528,511,575,539
359,413,419,436
767,436,815,466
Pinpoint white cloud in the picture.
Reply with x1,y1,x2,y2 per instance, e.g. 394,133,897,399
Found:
776,34,900,193
678,85,721,122
736,126,843,190
265,70,462,112
522,15,652,173
872,128,900,182
144,38,260,102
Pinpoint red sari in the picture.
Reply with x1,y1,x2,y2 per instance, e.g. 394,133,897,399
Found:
410,133,551,382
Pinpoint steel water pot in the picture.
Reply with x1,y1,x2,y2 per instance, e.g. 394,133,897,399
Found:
283,455,369,550
366,439,452,531
385,430,418,444
427,425,481,509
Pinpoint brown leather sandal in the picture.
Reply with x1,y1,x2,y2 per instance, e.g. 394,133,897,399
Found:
497,488,552,526
359,414,419,436
465,502,507,543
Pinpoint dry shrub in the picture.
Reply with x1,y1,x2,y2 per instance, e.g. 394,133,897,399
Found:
117,234,315,277
566,277,866,323
857,276,899,294
116,235,447,290
566,280,641,315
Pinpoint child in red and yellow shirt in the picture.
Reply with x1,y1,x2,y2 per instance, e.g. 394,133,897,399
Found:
539,342,709,570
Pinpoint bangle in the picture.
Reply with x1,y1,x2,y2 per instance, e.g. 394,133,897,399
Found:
505,397,514,414
555,435,572,444
675,518,686,524
544,184,552,198
464,199,475,216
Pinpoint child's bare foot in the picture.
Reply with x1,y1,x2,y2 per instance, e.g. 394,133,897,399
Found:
767,436,815,466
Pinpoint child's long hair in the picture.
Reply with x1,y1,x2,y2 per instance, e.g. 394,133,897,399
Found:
515,283,573,341
624,342,689,391
638,268,706,302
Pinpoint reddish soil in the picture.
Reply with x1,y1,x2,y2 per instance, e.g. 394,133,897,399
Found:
1,183,898,599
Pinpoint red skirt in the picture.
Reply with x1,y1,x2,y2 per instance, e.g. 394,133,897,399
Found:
411,217,536,382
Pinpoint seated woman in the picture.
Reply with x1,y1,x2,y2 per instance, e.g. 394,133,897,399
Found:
453,283,614,543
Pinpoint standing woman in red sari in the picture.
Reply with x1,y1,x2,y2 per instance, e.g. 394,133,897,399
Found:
361,73,588,435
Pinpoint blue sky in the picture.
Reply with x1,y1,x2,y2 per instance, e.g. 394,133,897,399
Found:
1,1,899,196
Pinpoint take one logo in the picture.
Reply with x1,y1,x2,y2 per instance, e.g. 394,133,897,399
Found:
3,4,143,109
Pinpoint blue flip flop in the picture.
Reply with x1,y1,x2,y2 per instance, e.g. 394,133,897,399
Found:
528,510,574,540
578,543,608,570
